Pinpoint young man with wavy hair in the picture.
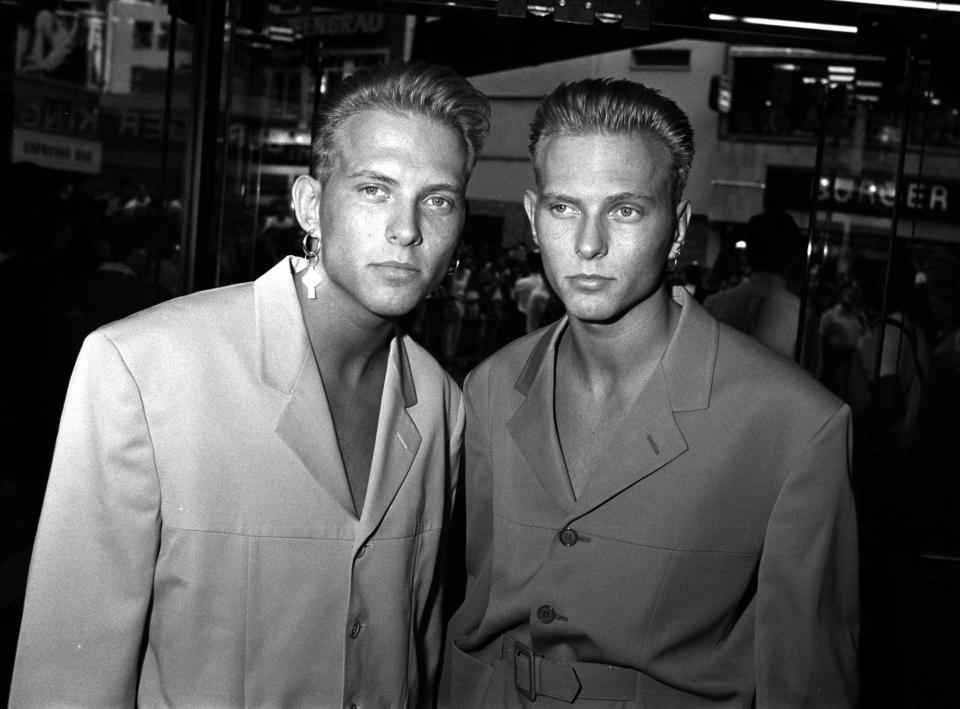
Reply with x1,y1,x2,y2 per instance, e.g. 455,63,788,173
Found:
12,62,489,708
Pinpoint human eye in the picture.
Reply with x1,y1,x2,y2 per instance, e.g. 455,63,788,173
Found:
612,204,643,221
424,194,457,214
359,184,388,200
548,202,577,217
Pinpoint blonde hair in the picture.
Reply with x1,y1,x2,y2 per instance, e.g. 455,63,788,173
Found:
530,78,694,205
311,61,490,182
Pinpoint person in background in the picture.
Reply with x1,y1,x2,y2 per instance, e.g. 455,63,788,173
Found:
441,78,857,708
11,61,489,708
511,252,546,322
441,253,473,361
846,256,929,474
843,254,928,707
704,209,820,375
820,278,867,395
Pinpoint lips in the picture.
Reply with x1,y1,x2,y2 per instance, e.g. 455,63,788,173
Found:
372,260,419,271
370,261,421,282
567,274,614,290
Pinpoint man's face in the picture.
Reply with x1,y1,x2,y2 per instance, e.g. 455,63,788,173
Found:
524,131,689,325
306,109,468,320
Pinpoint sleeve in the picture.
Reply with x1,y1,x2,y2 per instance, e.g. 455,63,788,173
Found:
419,384,465,704
755,404,859,708
10,330,161,709
438,366,497,706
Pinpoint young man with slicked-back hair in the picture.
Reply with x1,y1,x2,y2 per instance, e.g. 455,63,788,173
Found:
441,78,858,708
12,62,489,708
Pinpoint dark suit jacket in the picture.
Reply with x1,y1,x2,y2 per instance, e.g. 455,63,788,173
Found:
442,291,858,708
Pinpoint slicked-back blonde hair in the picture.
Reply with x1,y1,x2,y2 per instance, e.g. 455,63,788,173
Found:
529,78,695,206
311,61,490,183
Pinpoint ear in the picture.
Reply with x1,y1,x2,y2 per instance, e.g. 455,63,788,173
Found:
670,199,692,259
292,175,323,234
523,189,539,246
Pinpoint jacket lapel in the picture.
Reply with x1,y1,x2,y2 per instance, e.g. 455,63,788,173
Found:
571,291,718,518
357,336,421,545
507,320,577,510
569,366,687,519
506,292,720,521
257,257,355,517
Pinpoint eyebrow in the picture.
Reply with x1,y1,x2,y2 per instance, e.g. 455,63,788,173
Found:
607,191,656,203
540,191,579,204
348,170,398,185
424,182,465,195
347,170,464,195
540,190,656,204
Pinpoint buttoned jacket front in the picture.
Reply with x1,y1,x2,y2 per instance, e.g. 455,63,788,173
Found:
442,292,858,708
12,256,463,709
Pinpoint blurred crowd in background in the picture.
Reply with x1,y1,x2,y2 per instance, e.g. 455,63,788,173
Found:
3,166,960,565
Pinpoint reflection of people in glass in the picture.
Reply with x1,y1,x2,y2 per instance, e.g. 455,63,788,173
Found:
442,78,858,707
16,0,78,75
11,62,490,708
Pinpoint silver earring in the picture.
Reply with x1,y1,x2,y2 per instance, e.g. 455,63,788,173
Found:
666,252,680,272
301,230,322,299
447,253,461,276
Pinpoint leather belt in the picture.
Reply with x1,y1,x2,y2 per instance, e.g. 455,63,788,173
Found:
502,638,639,703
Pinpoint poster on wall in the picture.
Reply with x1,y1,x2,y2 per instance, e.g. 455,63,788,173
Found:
14,0,106,90
12,75,102,174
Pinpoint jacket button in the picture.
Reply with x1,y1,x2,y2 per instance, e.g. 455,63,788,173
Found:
350,619,363,639
356,544,367,559
558,528,579,546
537,605,556,624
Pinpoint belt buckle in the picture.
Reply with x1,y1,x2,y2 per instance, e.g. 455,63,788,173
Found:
513,641,537,701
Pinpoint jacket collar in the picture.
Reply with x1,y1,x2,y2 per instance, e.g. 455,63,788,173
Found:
254,256,417,407
507,288,718,518
514,288,717,413
256,256,421,528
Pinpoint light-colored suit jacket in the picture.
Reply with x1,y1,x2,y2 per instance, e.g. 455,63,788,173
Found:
11,256,464,708
442,292,858,708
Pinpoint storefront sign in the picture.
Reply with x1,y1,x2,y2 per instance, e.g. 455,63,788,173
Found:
12,128,102,174
15,79,100,138
287,12,387,46
765,165,959,223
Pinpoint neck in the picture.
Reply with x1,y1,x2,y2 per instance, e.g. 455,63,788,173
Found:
562,286,679,393
298,278,395,385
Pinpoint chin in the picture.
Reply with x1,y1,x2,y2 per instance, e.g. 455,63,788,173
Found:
566,308,623,325
560,295,619,324
364,294,425,320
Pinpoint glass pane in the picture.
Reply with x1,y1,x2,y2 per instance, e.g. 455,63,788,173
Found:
205,5,402,290
2,0,194,552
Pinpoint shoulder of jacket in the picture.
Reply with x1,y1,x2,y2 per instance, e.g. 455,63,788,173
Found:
715,320,844,418
95,282,254,359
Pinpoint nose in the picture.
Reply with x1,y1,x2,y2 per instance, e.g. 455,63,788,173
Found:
575,214,607,259
387,200,422,247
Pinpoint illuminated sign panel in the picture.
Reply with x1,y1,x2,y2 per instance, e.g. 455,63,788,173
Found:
765,165,958,222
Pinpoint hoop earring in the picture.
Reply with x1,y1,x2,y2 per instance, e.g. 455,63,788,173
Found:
666,252,680,272
302,231,320,264
301,230,322,299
